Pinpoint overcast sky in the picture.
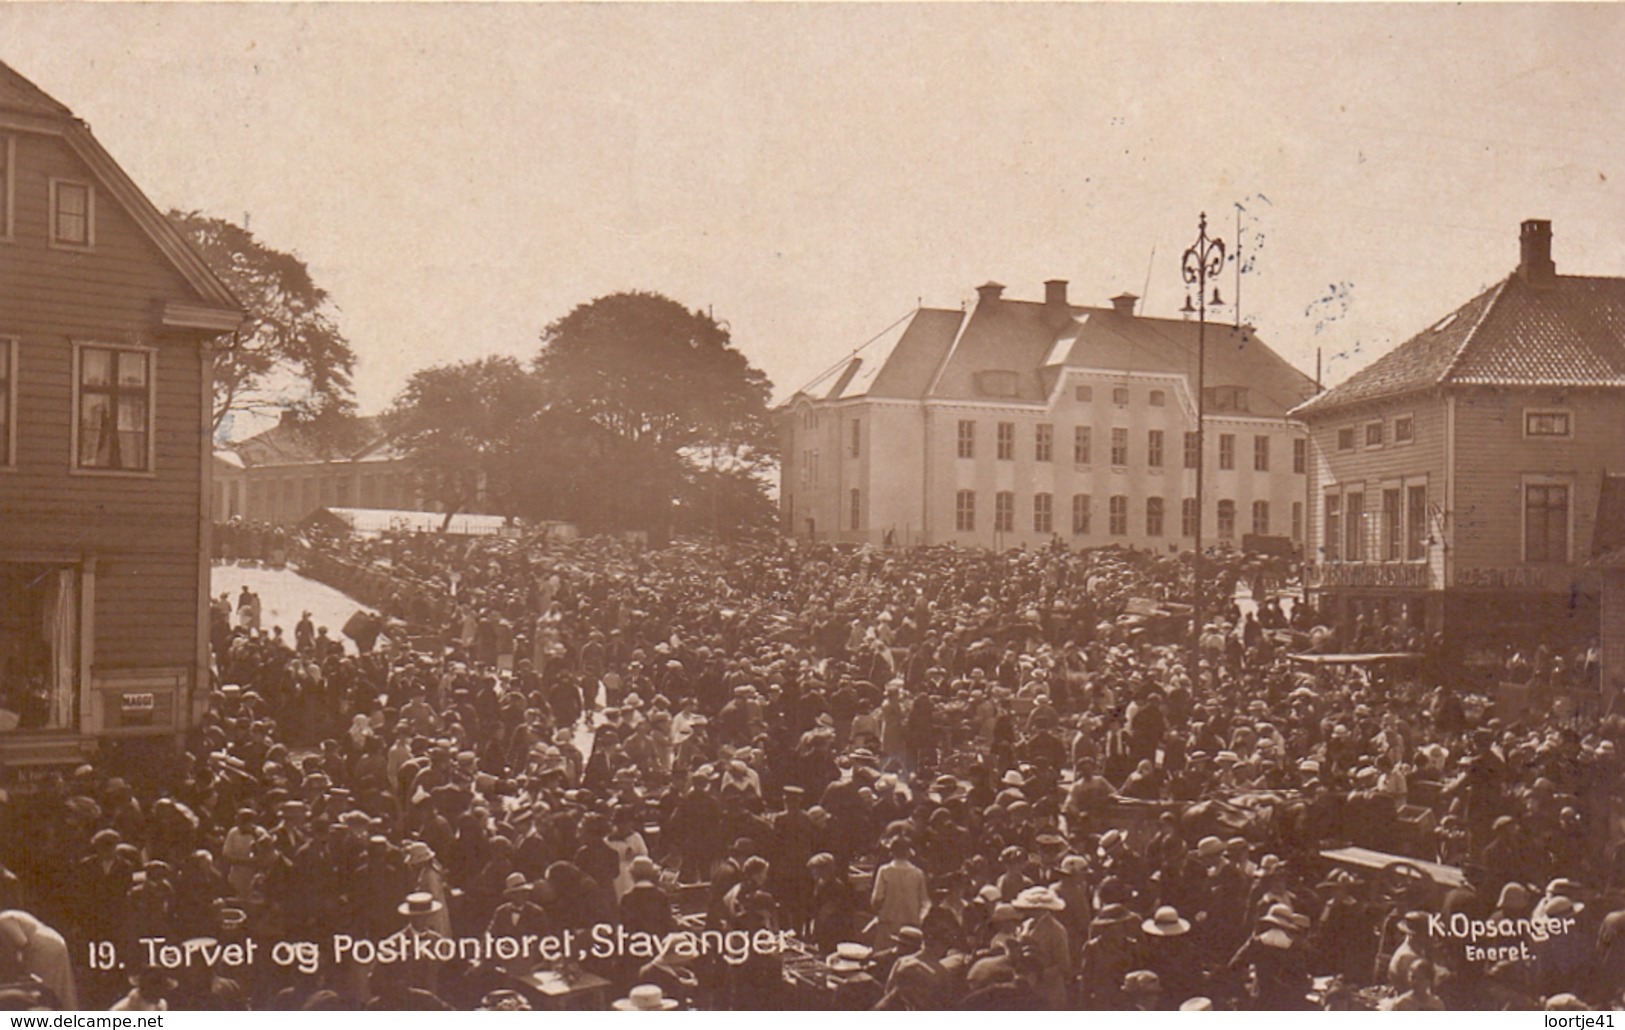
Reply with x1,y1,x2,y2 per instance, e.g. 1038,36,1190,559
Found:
4,4,1622,424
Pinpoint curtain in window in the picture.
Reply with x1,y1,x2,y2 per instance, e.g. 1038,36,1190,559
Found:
43,569,76,729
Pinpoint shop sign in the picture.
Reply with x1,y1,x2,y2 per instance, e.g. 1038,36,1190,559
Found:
1307,563,1432,589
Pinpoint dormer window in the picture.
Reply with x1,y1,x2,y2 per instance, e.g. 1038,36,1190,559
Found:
1203,385,1249,413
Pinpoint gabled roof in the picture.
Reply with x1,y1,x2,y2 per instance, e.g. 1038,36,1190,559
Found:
0,60,242,319
227,416,396,468
1293,274,1625,418
789,308,964,404
0,61,71,117
790,290,1316,417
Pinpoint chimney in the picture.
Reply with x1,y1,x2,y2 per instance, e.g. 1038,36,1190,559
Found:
1518,219,1556,285
1110,292,1139,317
1043,279,1070,329
976,281,1005,306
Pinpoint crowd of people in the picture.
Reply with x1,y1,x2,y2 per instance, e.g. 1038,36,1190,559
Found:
1,524,1622,1011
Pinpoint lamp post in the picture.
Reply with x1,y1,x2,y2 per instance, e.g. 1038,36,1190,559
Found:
1182,213,1225,676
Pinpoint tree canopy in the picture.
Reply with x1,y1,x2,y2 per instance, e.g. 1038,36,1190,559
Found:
532,292,777,539
169,210,356,432
382,355,541,524
385,292,777,538
535,291,774,455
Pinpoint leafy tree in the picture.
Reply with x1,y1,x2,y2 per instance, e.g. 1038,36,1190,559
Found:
168,210,356,432
383,356,541,526
534,292,776,537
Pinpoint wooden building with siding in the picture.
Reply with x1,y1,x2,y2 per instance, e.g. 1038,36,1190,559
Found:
0,62,242,764
1294,220,1625,660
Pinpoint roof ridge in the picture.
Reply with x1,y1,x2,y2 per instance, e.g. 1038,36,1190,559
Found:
924,305,976,397
1438,277,1510,385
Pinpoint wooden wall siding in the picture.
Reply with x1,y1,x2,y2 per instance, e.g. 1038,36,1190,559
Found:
1306,398,1448,571
1449,388,1625,573
0,127,212,677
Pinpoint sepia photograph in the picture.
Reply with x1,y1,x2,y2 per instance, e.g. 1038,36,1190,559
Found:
1,1,1624,1014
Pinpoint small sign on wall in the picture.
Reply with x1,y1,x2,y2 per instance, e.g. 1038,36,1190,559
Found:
119,692,156,727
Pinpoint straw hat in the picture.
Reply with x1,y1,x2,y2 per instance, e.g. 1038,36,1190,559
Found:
1180,997,1214,1011
398,891,444,917
1142,905,1192,937
612,984,679,1011
1123,970,1161,995
827,942,872,972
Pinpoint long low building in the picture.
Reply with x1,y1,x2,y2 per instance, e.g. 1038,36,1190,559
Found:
779,279,1317,551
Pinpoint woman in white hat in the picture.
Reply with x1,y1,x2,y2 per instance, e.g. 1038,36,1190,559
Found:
403,842,452,936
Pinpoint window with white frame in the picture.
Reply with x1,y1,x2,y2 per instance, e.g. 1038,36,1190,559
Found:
1324,492,1342,561
51,179,93,248
957,420,975,459
1393,415,1415,444
1525,410,1572,438
1110,427,1128,466
1033,492,1053,534
1217,499,1236,540
1147,429,1164,468
1525,481,1570,563
995,491,1015,533
955,490,975,531
1365,421,1384,448
1108,495,1128,536
1146,496,1164,537
1252,499,1270,537
1035,423,1053,462
996,422,1015,461
76,344,152,471
1407,484,1428,560
1074,425,1091,465
1072,493,1091,535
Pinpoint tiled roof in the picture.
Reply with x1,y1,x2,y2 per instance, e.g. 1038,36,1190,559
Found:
1294,274,1625,417
793,290,1316,417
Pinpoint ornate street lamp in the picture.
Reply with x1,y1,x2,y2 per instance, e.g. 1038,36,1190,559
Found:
1183,213,1225,675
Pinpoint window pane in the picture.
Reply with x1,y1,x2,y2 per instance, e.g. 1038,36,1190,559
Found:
81,348,113,387
118,350,148,386
117,396,147,432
